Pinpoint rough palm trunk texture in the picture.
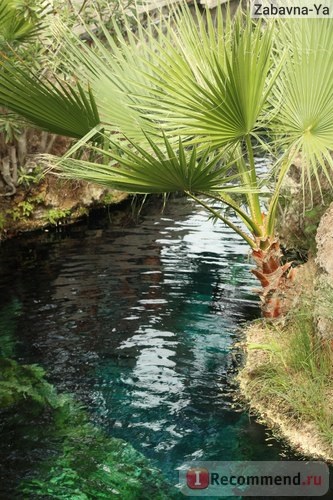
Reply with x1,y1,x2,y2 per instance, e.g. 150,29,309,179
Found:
252,238,296,318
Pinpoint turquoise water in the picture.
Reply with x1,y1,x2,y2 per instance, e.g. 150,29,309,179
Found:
0,197,302,495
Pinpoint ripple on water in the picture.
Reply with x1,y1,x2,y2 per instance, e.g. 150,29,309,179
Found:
0,197,295,485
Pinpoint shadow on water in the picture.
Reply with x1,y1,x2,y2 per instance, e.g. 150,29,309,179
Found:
0,196,331,498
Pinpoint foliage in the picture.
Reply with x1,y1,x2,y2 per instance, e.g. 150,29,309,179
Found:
247,307,333,446
0,298,57,408
0,112,21,142
102,191,115,205
53,0,137,36
17,200,34,216
0,63,100,139
0,211,6,231
0,357,179,498
8,196,41,221
1,3,333,313
64,135,247,192
1,3,332,240
20,402,179,499
0,357,59,407
0,0,47,50
17,163,44,187
43,207,71,225
0,297,179,498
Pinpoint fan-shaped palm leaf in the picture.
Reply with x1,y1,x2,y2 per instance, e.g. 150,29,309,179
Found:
0,61,100,137
271,18,333,190
132,5,277,149
59,134,246,194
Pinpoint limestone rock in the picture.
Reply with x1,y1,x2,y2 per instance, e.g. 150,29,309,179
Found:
316,202,333,281
315,202,333,342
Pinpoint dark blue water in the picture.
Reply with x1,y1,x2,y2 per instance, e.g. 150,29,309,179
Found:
0,197,300,493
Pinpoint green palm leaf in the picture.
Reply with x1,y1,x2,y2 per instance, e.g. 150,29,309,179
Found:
0,61,100,137
133,5,276,149
271,18,333,187
0,2,277,153
48,16,160,142
58,134,246,195
0,0,47,46
0,0,332,242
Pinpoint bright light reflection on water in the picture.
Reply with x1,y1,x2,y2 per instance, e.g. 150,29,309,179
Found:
0,196,297,491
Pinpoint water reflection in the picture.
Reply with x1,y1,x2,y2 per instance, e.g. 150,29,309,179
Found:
0,197,293,485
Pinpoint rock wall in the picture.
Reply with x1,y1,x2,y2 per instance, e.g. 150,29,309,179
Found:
0,171,128,238
315,202,333,343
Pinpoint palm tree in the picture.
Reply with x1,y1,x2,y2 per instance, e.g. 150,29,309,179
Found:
0,2,332,317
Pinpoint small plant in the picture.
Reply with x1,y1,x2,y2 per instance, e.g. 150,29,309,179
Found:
102,191,114,205
72,206,89,218
17,164,44,187
29,193,44,204
8,198,41,222
18,200,34,217
10,207,21,222
44,208,71,225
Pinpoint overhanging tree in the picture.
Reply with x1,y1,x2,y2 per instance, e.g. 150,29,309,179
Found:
0,2,333,316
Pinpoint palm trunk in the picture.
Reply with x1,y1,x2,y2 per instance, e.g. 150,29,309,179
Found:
251,237,296,318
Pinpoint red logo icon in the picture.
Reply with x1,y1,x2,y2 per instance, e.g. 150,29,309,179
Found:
186,467,209,489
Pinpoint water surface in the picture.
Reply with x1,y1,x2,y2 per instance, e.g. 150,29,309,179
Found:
0,197,297,493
